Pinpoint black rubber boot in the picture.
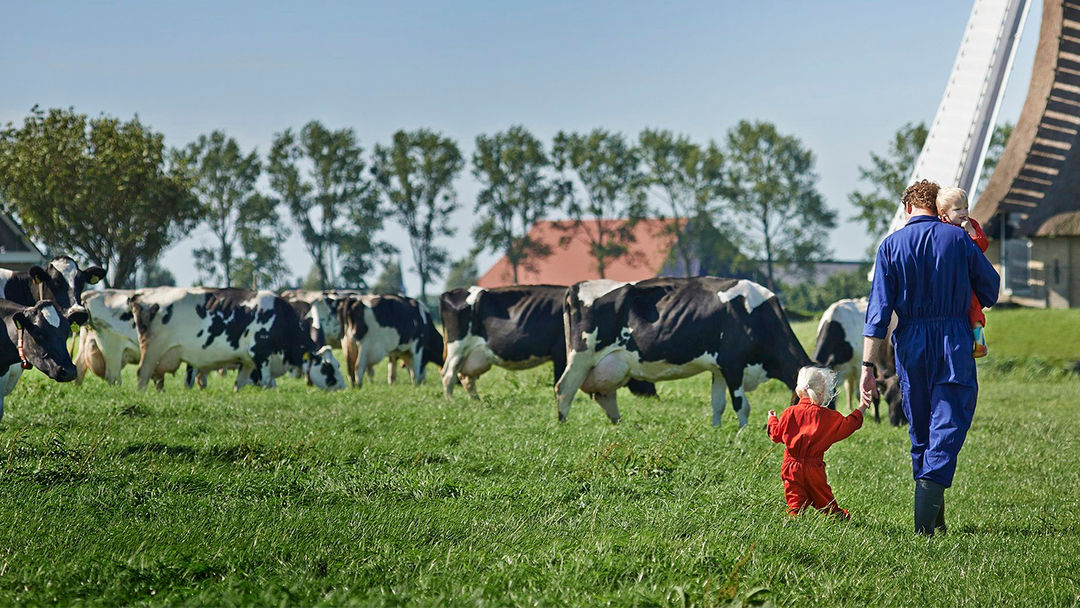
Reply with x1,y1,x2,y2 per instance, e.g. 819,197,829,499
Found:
914,479,946,536
935,499,947,535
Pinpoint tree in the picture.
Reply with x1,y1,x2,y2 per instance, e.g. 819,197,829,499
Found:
472,126,568,284
723,120,836,291
267,121,383,290
140,258,176,287
176,130,287,287
552,129,647,278
372,129,464,302
444,255,478,291
848,122,927,242
371,258,406,295
0,106,198,287
638,128,726,276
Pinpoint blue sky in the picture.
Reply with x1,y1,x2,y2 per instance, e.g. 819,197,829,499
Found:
0,1,1042,291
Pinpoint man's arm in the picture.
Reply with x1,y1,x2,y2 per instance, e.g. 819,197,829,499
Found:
859,336,886,408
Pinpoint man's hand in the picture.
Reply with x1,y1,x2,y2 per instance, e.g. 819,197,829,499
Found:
859,366,878,409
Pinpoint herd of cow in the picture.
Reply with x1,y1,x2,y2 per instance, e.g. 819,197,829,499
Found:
0,256,906,426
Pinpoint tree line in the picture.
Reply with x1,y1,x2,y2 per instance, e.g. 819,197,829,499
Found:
0,105,1010,305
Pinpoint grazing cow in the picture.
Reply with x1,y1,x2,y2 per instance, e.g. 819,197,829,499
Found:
0,257,105,400
0,300,87,419
339,294,444,387
555,277,812,427
812,297,905,425
280,289,349,348
129,288,344,391
439,283,657,399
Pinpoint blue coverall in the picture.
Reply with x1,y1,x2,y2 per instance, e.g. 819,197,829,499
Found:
864,215,1000,487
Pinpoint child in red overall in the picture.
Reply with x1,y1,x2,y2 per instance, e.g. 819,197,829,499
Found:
938,186,990,357
767,366,867,518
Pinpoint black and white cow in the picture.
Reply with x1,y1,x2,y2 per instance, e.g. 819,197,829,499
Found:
280,289,349,348
0,257,105,399
0,300,87,419
75,289,140,386
440,283,657,399
811,297,904,425
129,287,344,391
555,277,812,427
0,256,106,318
339,294,444,388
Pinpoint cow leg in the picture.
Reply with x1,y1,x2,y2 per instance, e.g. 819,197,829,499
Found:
351,345,367,389
185,364,196,389
594,391,620,424
460,375,480,399
0,365,22,421
410,350,424,385
154,375,165,391
711,372,728,427
555,351,594,423
723,367,751,428
342,335,358,387
235,364,256,391
387,354,397,385
136,345,166,391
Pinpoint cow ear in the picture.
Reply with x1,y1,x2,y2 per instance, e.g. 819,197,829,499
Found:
28,266,48,284
84,267,106,285
12,311,29,330
68,310,90,327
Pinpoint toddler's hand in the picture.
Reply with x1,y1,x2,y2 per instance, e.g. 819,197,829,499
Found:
961,218,975,235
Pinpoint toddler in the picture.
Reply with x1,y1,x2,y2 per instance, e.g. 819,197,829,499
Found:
938,186,990,357
767,366,866,518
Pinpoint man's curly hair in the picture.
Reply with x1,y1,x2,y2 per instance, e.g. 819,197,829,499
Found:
902,179,940,213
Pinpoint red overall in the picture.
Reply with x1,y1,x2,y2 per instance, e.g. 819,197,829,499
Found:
945,217,989,327
767,397,863,518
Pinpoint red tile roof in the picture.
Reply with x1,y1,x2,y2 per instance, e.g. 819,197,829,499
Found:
476,218,679,287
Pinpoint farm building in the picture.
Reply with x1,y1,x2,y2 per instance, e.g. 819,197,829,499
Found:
0,212,46,270
476,217,864,289
972,0,1080,308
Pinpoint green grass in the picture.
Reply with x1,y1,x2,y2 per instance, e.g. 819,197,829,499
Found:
0,317,1075,606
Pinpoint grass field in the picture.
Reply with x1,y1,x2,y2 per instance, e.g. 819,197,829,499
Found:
0,310,1076,606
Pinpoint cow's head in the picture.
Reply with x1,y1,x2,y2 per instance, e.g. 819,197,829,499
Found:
306,345,345,391
29,256,106,318
8,302,83,382
753,297,813,399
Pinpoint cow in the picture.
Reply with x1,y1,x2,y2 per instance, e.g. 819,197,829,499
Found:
338,294,443,388
129,287,344,391
280,289,350,348
0,257,106,401
811,297,905,425
0,256,107,317
440,283,657,399
555,277,812,427
0,300,87,419
75,289,140,386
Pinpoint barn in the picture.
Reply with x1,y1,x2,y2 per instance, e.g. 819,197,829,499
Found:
0,212,46,271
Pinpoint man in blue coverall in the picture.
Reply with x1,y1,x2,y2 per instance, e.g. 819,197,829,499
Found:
860,179,1000,535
